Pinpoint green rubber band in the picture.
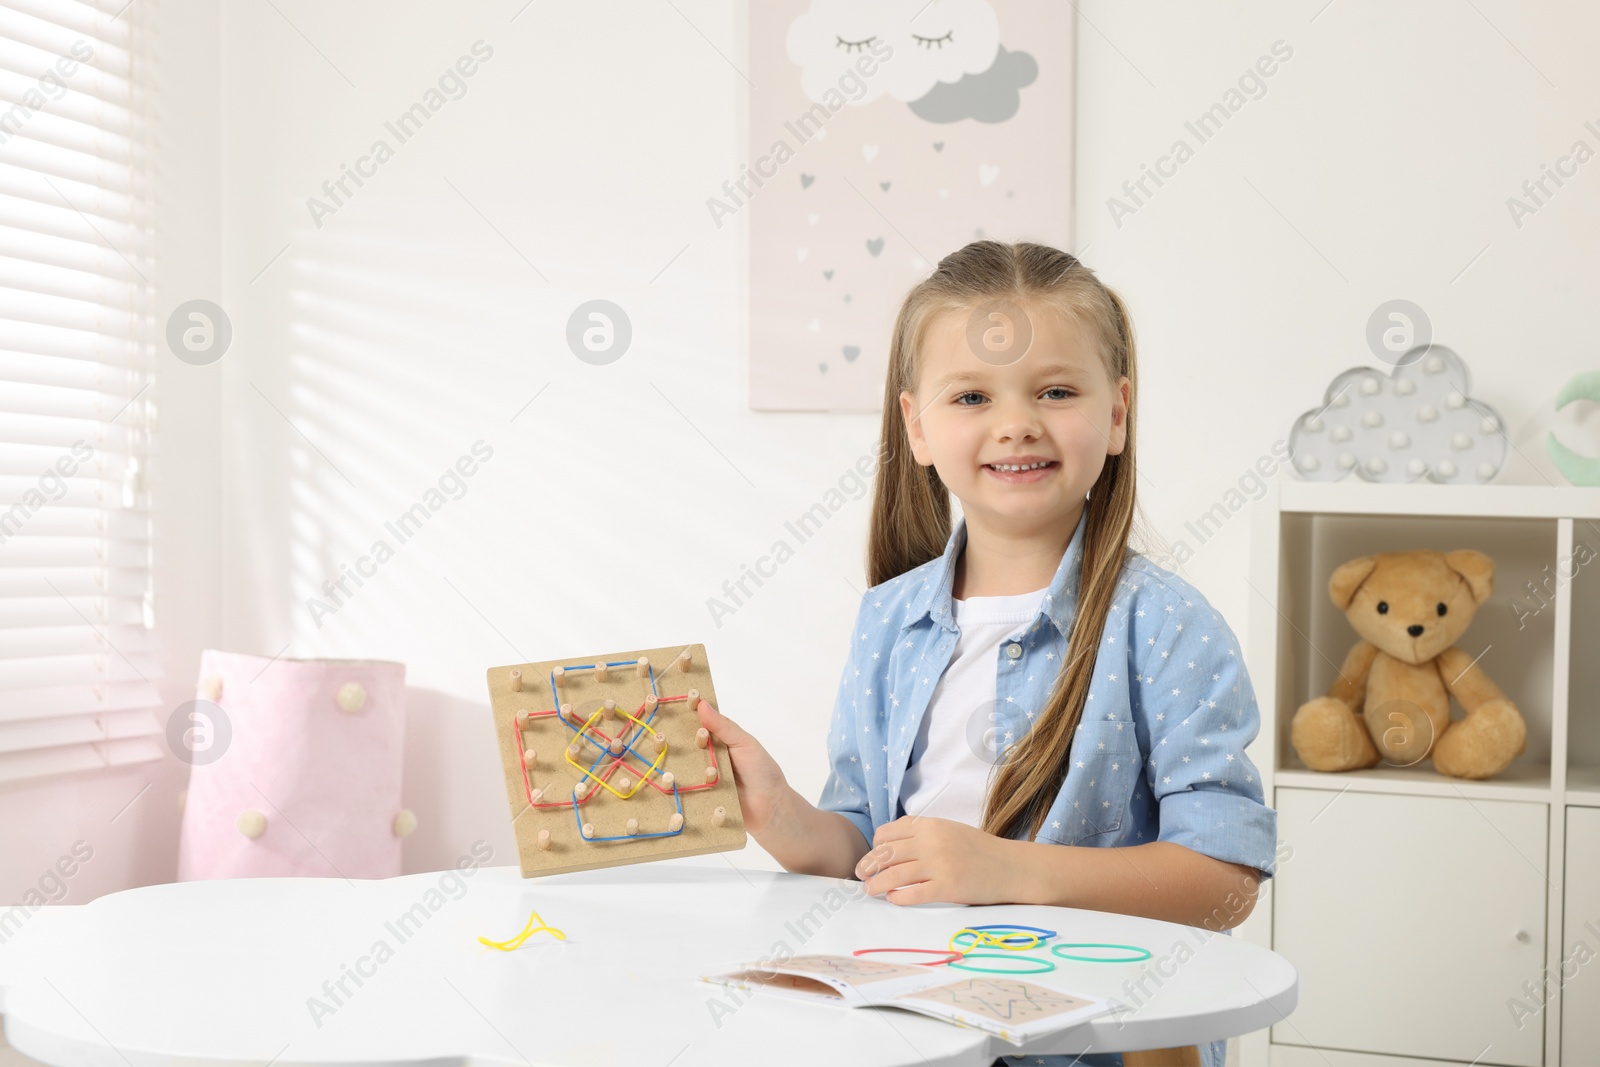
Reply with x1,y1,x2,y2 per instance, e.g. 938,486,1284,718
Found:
947,952,1057,975
1050,942,1152,963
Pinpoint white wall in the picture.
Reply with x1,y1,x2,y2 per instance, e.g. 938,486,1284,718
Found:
10,0,1596,902
1075,0,1597,529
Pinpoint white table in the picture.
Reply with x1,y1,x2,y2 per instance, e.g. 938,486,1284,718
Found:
0,858,1297,1066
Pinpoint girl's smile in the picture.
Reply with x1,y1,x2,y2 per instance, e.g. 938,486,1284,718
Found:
982,457,1060,483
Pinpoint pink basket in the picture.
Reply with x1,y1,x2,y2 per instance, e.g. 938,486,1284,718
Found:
177,650,409,880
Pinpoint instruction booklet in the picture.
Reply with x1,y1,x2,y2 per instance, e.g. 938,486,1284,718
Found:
701,952,1123,1047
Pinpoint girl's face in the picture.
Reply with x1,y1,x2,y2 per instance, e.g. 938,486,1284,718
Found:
899,298,1130,533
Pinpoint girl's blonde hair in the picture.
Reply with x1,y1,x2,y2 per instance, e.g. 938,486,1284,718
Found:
868,239,1149,844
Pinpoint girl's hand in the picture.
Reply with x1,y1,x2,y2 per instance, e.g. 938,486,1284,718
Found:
694,698,791,837
855,815,1020,906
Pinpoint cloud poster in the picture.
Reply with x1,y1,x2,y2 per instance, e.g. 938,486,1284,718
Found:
743,0,1075,411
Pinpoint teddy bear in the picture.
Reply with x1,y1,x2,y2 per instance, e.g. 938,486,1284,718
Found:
1289,548,1528,780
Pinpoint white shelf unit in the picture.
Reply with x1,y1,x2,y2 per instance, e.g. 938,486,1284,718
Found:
1241,476,1600,1067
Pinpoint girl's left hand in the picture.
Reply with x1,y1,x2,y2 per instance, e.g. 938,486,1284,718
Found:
854,816,1019,905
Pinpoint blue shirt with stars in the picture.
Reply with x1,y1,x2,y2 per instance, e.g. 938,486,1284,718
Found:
817,508,1278,1067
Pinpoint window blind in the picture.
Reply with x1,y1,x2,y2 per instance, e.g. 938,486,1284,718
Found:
0,0,161,783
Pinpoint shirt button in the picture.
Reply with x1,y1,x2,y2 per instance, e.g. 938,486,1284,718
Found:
1006,643,1023,659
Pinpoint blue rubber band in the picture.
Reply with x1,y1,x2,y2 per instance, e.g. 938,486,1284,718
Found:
569,787,684,842
972,923,1057,940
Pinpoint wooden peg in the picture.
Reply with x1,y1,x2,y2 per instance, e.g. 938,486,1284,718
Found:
608,736,624,755
636,657,650,678
705,765,718,783
567,742,581,759
582,821,594,838
711,805,727,827
603,698,617,721
686,688,701,711
644,694,658,714
676,649,692,673
595,662,609,682
618,776,632,792
509,669,523,692
522,748,536,767
625,818,639,835
553,666,565,689
669,812,684,831
695,727,710,749
661,771,675,789
561,703,579,725
651,732,666,755
531,788,544,803
537,829,551,851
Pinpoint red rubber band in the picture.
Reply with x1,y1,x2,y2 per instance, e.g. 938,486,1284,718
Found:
852,947,962,966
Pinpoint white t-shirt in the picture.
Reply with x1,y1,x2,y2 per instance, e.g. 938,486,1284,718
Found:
898,584,1050,826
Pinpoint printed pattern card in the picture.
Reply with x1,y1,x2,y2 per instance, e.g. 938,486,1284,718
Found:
702,953,1120,1046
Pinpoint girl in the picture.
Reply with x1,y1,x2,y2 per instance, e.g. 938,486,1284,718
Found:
696,240,1277,1067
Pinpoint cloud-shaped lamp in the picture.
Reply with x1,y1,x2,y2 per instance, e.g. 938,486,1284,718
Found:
1288,345,1508,484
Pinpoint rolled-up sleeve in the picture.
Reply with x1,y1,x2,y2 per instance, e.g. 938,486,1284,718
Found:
816,597,874,851
1135,595,1278,879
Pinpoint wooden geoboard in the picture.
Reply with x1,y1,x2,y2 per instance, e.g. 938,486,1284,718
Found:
486,643,746,878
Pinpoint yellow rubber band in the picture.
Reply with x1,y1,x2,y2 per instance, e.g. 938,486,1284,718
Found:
478,907,566,951
563,706,667,798
949,927,1040,954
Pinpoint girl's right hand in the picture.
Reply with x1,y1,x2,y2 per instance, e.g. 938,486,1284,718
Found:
694,698,791,837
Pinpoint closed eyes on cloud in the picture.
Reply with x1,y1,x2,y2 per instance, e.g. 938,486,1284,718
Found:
789,0,1002,106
